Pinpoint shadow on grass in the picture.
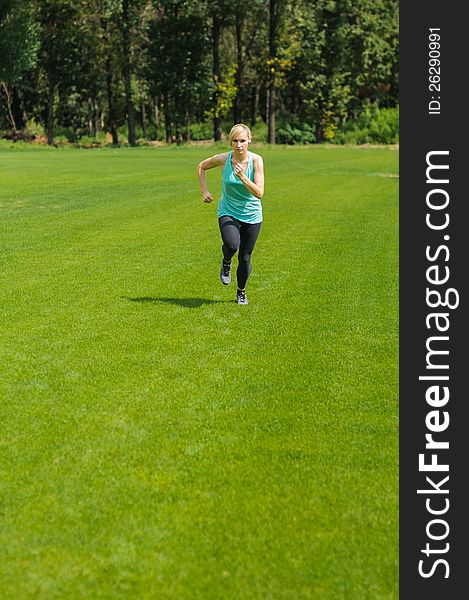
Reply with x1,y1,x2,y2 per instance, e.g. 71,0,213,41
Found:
124,296,234,308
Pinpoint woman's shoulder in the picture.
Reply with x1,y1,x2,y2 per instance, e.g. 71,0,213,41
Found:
249,151,263,161
217,151,231,163
249,151,264,166
204,151,230,167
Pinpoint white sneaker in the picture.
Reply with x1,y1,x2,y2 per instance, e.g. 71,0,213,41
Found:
236,289,248,305
220,260,232,285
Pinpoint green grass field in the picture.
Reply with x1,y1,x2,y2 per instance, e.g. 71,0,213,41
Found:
0,144,398,599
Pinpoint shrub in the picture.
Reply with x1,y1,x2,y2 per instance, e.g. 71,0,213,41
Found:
250,120,267,143
276,122,316,145
334,105,399,145
189,121,213,140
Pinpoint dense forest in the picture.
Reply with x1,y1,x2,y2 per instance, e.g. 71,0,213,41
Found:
0,0,398,145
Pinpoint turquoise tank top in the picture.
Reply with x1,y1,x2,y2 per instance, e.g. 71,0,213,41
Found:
217,151,263,224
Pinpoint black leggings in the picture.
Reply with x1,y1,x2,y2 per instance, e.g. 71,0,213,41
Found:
218,215,262,289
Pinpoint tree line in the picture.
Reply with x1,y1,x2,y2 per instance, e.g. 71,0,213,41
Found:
0,0,398,145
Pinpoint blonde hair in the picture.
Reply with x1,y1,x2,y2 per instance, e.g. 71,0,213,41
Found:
229,123,252,144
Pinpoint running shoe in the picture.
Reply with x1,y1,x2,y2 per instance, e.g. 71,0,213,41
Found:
236,289,248,305
220,260,232,285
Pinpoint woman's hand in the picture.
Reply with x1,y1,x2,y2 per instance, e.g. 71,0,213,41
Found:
203,190,213,203
232,154,264,199
233,162,246,180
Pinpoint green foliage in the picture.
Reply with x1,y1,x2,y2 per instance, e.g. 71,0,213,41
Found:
55,92,91,139
279,0,397,141
0,0,399,144
23,118,44,137
75,133,104,146
334,104,399,145
250,119,268,143
342,0,399,110
0,0,39,82
206,65,238,120
146,1,211,138
276,122,316,145
188,121,213,140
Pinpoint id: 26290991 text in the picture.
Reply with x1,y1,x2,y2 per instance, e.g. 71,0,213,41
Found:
428,28,441,115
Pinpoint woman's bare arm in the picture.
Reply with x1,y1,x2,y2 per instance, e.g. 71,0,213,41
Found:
197,153,228,203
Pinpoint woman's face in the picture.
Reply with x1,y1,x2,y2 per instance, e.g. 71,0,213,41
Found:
231,130,251,153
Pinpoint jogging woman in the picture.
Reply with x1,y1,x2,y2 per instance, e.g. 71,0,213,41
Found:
197,124,265,305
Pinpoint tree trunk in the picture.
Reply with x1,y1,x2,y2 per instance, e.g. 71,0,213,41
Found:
122,0,136,146
141,93,147,140
166,123,172,144
93,97,100,136
251,83,260,127
212,16,222,141
291,82,299,117
1,81,17,132
164,94,172,143
182,111,190,142
106,58,119,145
153,96,159,129
267,0,279,144
233,13,243,124
47,76,55,145
87,98,94,136
15,85,29,129
214,116,222,143
316,125,323,144
267,85,276,144
88,100,93,136
153,95,160,140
